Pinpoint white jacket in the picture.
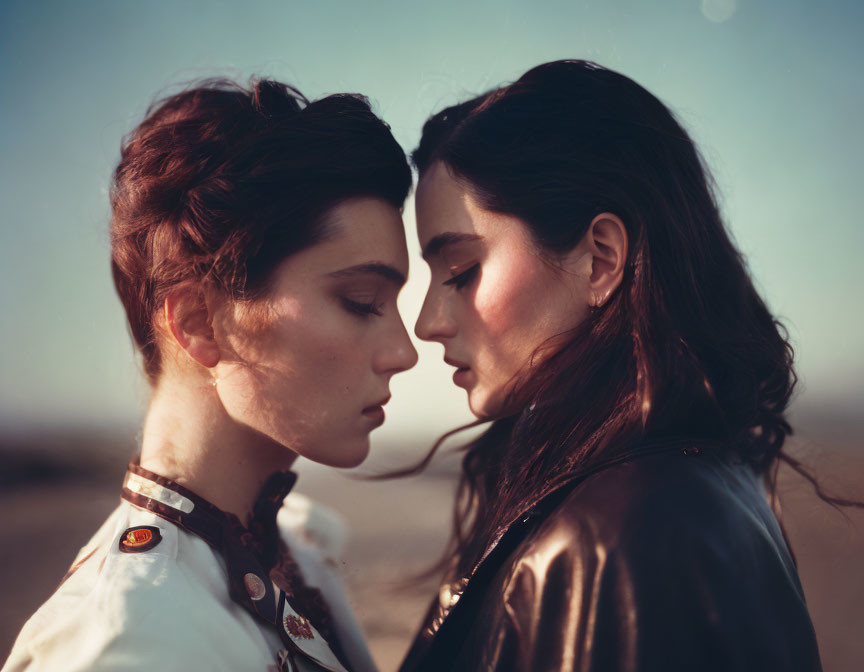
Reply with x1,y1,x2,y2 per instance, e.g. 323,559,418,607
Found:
2,466,377,672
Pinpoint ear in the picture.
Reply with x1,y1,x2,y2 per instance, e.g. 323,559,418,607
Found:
581,212,628,308
163,284,221,369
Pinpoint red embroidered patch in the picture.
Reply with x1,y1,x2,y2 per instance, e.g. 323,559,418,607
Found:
283,614,314,640
126,529,152,546
118,526,162,553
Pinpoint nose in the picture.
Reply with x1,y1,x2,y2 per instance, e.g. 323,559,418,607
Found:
373,314,418,375
414,289,457,343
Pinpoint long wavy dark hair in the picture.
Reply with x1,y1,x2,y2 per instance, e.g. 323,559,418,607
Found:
405,60,857,578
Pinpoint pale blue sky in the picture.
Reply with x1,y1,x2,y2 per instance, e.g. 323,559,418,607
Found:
1,0,862,439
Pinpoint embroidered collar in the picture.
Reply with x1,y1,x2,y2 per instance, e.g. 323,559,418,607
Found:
121,460,350,672
122,460,297,567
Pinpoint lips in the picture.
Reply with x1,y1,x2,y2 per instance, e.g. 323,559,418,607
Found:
362,394,391,413
444,356,470,370
361,406,385,426
361,395,390,428
444,356,473,389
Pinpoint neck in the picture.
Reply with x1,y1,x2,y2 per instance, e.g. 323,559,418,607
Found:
140,374,296,525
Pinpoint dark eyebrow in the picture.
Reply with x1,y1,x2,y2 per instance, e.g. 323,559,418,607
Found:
327,262,407,287
421,233,483,261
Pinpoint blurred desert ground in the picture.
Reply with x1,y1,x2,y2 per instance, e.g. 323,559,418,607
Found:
1,412,862,672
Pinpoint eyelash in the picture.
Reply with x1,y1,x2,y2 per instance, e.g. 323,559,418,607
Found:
443,263,479,290
341,298,384,318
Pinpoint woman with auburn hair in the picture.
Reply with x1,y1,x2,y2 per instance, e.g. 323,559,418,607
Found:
400,60,825,671
3,79,416,672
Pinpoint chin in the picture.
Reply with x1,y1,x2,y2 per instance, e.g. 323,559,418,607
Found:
467,392,496,421
468,386,513,421
303,436,371,469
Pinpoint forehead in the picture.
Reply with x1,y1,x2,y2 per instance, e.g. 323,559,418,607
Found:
323,197,408,267
415,161,531,255
415,162,480,245
299,197,409,271
266,197,409,292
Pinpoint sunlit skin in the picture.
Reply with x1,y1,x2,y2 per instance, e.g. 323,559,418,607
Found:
414,162,627,419
140,197,417,522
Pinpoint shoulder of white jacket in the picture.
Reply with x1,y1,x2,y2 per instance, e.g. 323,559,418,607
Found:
67,514,183,608
2,509,238,672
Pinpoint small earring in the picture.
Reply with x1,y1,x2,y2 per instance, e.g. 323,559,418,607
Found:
211,377,219,388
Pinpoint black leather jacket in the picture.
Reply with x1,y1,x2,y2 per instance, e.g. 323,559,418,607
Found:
400,443,822,672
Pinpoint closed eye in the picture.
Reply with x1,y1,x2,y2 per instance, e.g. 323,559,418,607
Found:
341,297,384,317
442,263,479,290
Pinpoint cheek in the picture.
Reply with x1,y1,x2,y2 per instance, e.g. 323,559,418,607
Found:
230,298,367,410
267,301,364,387
214,294,378,463
473,252,551,340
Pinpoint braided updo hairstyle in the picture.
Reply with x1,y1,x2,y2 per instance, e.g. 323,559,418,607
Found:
110,79,411,383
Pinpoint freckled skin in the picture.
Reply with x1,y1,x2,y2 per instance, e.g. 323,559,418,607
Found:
212,198,418,467
415,163,591,419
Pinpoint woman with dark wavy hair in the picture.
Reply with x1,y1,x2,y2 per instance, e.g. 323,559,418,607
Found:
400,60,824,671
3,79,416,672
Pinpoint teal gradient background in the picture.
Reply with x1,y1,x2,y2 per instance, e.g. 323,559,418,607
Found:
2,3,864,670
1,0,862,440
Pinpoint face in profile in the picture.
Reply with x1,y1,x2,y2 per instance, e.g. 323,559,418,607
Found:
212,197,417,467
414,162,592,419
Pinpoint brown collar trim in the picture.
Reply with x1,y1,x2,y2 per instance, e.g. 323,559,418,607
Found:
126,461,224,515
121,459,298,562
125,461,298,523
